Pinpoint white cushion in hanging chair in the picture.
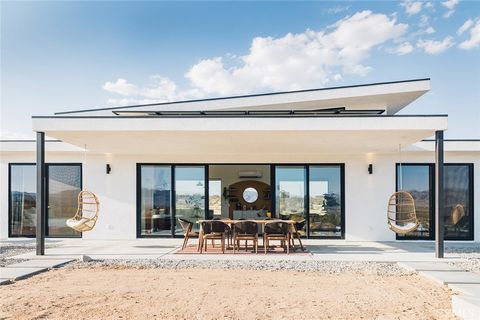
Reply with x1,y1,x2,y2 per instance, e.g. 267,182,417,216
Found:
388,222,419,234
66,217,90,229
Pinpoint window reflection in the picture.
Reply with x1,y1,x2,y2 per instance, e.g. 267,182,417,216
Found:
139,165,172,236
309,166,342,237
47,165,82,237
208,179,222,217
275,166,306,221
9,164,82,238
396,163,473,240
174,166,206,235
396,164,432,239
445,165,472,240
9,165,36,236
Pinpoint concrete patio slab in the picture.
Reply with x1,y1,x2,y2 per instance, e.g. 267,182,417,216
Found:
3,239,468,263
452,295,480,320
398,261,465,272
419,270,480,285
8,259,73,269
0,267,47,281
448,283,480,297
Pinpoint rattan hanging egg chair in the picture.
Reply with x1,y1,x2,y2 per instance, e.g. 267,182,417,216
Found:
66,145,100,232
387,145,419,235
387,191,419,234
66,190,99,232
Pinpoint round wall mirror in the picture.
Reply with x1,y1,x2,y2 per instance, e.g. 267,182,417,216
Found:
243,187,258,203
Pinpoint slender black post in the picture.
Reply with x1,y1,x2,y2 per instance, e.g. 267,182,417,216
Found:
36,132,46,255
435,130,444,258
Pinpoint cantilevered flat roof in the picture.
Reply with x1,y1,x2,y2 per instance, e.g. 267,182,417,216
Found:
53,78,430,116
31,114,448,158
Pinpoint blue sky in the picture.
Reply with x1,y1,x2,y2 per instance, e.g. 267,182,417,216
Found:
1,1,479,139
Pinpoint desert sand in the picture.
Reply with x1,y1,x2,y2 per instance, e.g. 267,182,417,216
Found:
0,267,456,320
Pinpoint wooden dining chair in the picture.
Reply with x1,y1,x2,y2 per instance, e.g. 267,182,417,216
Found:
199,220,229,253
178,218,198,250
263,221,290,254
233,221,258,254
290,219,306,251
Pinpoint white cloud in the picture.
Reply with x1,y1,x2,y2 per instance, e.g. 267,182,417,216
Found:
420,14,429,26
457,18,474,35
401,1,423,15
442,0,459,10
425,2,435,10
426,26,435,34
459,20,480,50
442,0,459,18
392,41,415,55
102,78,138,96
186,11,407,95
324,5,350,14
443,10,455,18
417,36,455,54
103,11,408,103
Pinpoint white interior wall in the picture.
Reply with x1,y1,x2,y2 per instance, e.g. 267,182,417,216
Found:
208,164,270,217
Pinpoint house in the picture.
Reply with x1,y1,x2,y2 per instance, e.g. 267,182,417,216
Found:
1,78,478,256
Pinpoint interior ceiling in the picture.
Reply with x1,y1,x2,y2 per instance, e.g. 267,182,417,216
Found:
47,130,435,156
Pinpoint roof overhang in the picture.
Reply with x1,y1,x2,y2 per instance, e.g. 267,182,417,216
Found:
31,115,448,160
55,79,431,116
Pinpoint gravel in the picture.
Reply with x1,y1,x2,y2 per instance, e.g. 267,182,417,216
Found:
0,241,60,267
446,245,480,273
66,258,412,275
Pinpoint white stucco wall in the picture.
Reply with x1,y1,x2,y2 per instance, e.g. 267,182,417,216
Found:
1,148,479,241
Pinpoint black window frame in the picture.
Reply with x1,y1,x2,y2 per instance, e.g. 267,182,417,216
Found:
136,163,209,238
136,163,345,239
395,163,474,241
8,162,83,238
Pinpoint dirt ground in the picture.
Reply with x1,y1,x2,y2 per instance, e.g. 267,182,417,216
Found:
0,267,457,320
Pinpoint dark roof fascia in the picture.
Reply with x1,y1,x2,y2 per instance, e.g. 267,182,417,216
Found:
53,78,431,115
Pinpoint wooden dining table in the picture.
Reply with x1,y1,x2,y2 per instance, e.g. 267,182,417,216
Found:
196,219,298,250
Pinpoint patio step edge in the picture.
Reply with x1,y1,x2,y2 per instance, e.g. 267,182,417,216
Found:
452,295,480,320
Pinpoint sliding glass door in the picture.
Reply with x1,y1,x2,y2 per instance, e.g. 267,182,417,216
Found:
138,165,172,236
138,165,207,237
396,164,434,239
174,166,206,235
9,164,37,237
444,164,474,240
275,166,307,222
309,165,343,238
47,164,82,237
9,163,82,238
274,164,345,239
396,163,474,240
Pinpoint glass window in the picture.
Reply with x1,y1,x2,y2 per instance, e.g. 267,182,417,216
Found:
47,165,82,237
275,166,306,221
396,164,433,239
9,165,36,237
309,166,343,238
208,179,222,217
9,163,82,237
139,165,172,236
445,164,473,240
174,166,206,235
